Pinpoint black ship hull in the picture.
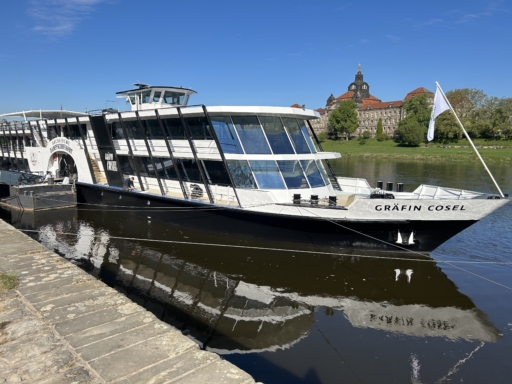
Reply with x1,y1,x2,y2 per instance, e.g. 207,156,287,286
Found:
76,182,476,252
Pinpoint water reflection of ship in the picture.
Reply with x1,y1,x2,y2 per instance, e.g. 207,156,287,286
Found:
2,207,502,353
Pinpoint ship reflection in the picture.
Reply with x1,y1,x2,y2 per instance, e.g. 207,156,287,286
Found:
1,206,501,354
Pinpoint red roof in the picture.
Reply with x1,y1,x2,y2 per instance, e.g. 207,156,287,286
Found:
290,103,303,108
335,91,354,101
315,108,326,115
358,100,402,110
405,87,434,99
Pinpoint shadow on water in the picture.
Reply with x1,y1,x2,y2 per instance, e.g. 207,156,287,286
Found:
1,205,508,383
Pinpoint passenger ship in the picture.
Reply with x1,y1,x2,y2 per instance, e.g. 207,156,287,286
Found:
0,84,509,251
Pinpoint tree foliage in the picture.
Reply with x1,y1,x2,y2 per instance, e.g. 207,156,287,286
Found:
396,116,425,146
328,100,359,140
376,118,384,141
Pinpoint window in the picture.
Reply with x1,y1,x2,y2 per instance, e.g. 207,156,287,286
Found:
259,116,294,154
141,91,151,104
210,116,243,154
142,118,163,139
153,92,161,102
281,117,310,154
186,116,212,140
123,119,145,139
227,160,257,189
154,157,178,179
298,120,317,153
300,160,325,187
232,116,271,154
316,160,330,185
180,159,202,182
162,118,185,139
204,160,231,186
277,160,309,189
163,91,186,105
249,160,285,189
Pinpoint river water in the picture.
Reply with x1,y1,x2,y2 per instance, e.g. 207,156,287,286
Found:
1,158,511,383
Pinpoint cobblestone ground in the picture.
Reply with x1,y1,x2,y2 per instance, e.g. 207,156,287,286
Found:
0,219,257,384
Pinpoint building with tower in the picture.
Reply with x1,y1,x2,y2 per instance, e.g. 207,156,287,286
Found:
309,65,433,137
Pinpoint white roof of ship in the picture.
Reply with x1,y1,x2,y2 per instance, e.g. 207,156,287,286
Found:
0,110,89,120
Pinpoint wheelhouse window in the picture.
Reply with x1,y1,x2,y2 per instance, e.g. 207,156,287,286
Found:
141,91,151,104
226,160,257,189
153,91,161,102
232,116,271,154
163,91,186,105
259,116,294,154
210,116,243,154
281,118,311,154
300,160,325,187
249,160,285,189
277,160,309,189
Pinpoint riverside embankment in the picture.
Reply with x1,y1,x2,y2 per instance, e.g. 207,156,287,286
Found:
0,219,257,384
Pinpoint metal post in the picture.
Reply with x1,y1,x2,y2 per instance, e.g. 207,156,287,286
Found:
117,113,145,191
72,117,97,184
135,111,165,195
7,124,21,170
15,123,26,169
201,105,241,207
155,109,188,199
177,107,214,203
35,120,46,147
2,129,13,169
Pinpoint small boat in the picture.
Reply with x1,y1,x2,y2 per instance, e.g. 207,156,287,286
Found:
1,83,509,251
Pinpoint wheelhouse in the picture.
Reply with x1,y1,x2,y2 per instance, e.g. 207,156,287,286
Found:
117,83,197,111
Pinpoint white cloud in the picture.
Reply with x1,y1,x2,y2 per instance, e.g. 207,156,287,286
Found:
28,0,107,37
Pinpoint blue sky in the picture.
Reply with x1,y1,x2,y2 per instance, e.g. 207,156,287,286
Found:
1,0,511,114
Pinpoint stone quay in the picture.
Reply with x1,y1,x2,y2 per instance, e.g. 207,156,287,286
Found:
0,218,258,384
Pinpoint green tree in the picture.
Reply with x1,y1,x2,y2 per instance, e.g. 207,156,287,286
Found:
395,116,425,146
395,93,431,146
403,93,432,128
446,88,487,137
432,110,461,142
328,100,359,140
376,118,384,141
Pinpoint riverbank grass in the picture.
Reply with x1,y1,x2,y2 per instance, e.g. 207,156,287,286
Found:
319,138,512,163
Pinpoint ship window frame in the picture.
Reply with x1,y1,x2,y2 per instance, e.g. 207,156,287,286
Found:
300,160,325,187
226,160,257,189
210,115,243,154
281,117,311,154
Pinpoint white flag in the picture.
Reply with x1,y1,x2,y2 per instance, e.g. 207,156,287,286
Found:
427,86,450,141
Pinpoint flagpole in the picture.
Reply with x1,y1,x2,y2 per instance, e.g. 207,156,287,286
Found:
435,81,504,198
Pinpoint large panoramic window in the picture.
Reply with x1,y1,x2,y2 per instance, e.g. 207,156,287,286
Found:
203,160,231,186
277,160,309,189
249,160,285,189
317,160,331,185
123,119,145,140
142,118,163,140
282,118,310,154
154,157,179,180
226,160,257,189
232,116,271,154
162,118,186,139
259,116,294,154
210,116,243,154
186,116,213,140
180,159,202,183
300,160,325,187
117,155,134,175
297,120,317,153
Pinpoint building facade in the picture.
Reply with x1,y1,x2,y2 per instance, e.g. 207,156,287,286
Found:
309,65,433,137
